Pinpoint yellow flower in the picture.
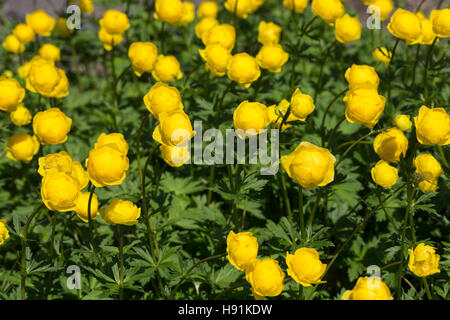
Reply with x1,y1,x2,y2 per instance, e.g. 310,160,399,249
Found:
371,160,398,188
408,243,440,277
80,0,94,14
195,17,219,39
38,151,73,176
373,128,408,163
94,133,129,156
0,76,25,112
414,105,450,146
2,35,25,54
430,9,450,38
18,56,50,80
41,170,80,212
6,132,40,163
283,0,309,13
368,0,394,21
152,55,183,82
75,192,99,223
199,44,232,77
255,44,289,72
71,161,89,190
267,99,297,132
334,14,362,43
86,145,129,188
224,0,253,19
55,17,73,38
154,0,184,25
176,1,195,26
143,82,184,119
202,24,236,52
197,1,219,19
291,88,315,121
257,21,282,45
99,9,130,34
227,53,261,88
26,60,69,98
160,144,190,167
387,8,422,45
249,0,265,13
311,0,344,26
343,88,386,128
281,141,336,190
101,198,141,226
414,154,443,193
2,70,13,78
0,220,10,246
342,277,393,300
372,47,392,65
98,28,123,51
39,43,61,62
10,104,32,126
226,231,259,271
233,101,269,138
245,259,285,298
344,64,380,90
416,12,438,45
286,248,327,287
152,110,195,146
33,108,72,145
395,114,412,131
128,42,158,77
26,10,55,36
12,24,35,43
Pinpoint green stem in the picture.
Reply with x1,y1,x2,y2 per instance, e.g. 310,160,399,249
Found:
387,39,400,112
320,89,347,146
298,186,305,242
109,48,119,131
280,172,297,246
437,146,449,169
326,116,346,149
160,22,165,54
119,226,124,300
422,278,432,300
136,113,150,186
423,37,437,105
306,188,321,227
314,41,338,101
410,45,420,87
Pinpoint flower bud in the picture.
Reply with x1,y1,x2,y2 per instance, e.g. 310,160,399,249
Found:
152,110,195,146
10,104,32,126
101,198,141,226
0,220,10,246
291,88,315,120
413,154,443,193
283,0,308,13
26,10,55,36
75,192,99,223
55,17,73,38
154,0,184,25
387,8,422,45
344,64,380,90
395,114,412,131
0,76,25,112
414,105,449,146
41,170,80,212
144,82,184,119
371,160,398,188
12,24,35,44
342,277,393,300
39,43,61,62
373,128,408,163
197,1,219,19
226,231,259,271
286,248,327,286
199,44,232,77
430,9,450,38
6,132,40,163
227,53,261,88
233,101,269,138
256,44,289,72
372,47,392,65
245,259,285,298
311,0,344,26
80,0,94,14
343,88,385,128
152,55,183,82
408,243,440,277
99,9,130,34
86,145,129,187
2,35,25,54
33,108,72,144
258,21,282,45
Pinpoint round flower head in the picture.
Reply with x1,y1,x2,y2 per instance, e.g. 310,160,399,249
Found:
224,0,253,19
98,28,123,51
290,88,315,120
413,154,443,193
267,99,298,132
0,220,10,246
152,55,183,82
414,105,450,146
395,114,412,131
416,12,438,45
226,231,258,271
38,151,73,176
342,277,393,300
334,14,362,43
258,21,282,45
33,108,72,145
387,8,422,45
197,1,219,19
0,76,25,112
6,132,40,163
101,198,141,226
41,170,80,212
154,0,184,25
227,53,261,88
345,64,380,90
408,243,440,277
430,9,450,38
2,35,25,54
371,160,398,188
372,47,392,65
18,56,50,81
195,17,219,39
281,141,336,190
286,248,327,287
368,0,394,21
10,104,32,126
152,110,195,146
202,24,236,52
373,128,408,163
255,44,289,73
13,24,35,43
176,1,195,26
86,144,129,188
39,43,61,62
311,0,344,26
249,0,264,13
95,133,129,156
283,0,309,13
160,144,190,167
26,10,55,36
199,44,232,77
55,17,73,38
144,82,184,119
70,161,89,190
245,259,285,298
80,0,94,14
343,88,386,128
99,9,130,34
128,42,158,77
26,60,69,98
233,101,270,139
75,192,99,223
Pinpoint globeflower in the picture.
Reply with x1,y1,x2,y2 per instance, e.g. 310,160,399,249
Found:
371,160,398,189
257,21,282,45
55,17,73,38
0,220,9,246
286,248,327,286
143,82,184,119
99,9,130,35
343,88,386,128
94,133,129,156
408,243,440,277
226,231,259,271
98,28,123,51
26,10,55,36
10,104,32,126
413,154,443,193
6,132,40,163
152,55,183,82
101,198,141,226
38,151,73,176
227,53,261,88
41,170,80,212
372,47,392,65
152,110,195,146
160,144,190,167
311,0,344,26
342,277,393,300
414,106,450,146
430,9,450,38
33,108,72,145
128,42,158,77
367,0,394,21
394,114,412,131
2,35,25,54
12,24,35,44
39,43,61,62
283,0,308,13
154,0,184,25
79,0,94,14
75,192,99,223
267,99,298,132
195,18,219,40
202,24,236,52
199,44,232,77
26,60,69,98
290,88,315,121
334,14,362,43
255,44,289,73
0,76,25,112
387,8,422,45
176,1,195,26
373,128,408,163
86,145,129,187
233,101,270,138
197,1,219,19
224,0,253,19
245,259,285,299
344,64,380,90
416,12,438,45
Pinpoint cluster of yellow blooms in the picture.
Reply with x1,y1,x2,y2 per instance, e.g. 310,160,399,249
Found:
98,9,130,51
